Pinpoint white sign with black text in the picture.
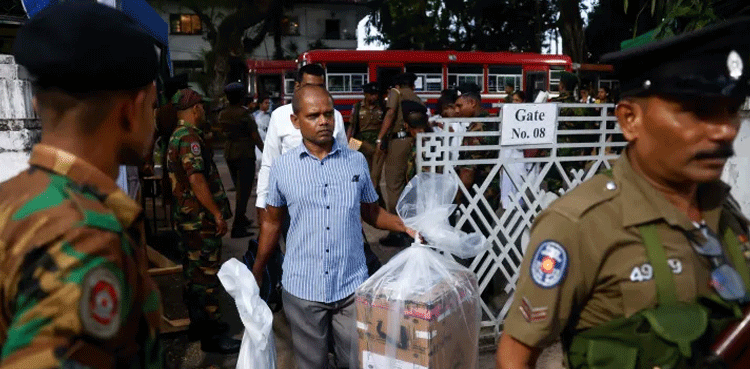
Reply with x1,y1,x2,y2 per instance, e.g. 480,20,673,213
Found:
500,103,557,146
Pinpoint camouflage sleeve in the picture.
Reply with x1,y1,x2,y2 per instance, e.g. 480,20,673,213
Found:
178,133,205,177
459,122,487,170
1,227,129,369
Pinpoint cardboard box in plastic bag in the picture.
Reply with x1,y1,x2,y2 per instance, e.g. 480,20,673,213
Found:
356,268,479,369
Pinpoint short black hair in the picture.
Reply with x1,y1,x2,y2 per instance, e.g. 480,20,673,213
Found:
513,90,526,101
297,64,326,83
226,90,244,105
292,85,333,114
459,91,481,104
436,94,456,114
405,111,428,129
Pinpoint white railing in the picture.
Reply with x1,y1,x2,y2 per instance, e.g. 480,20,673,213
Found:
417,103,625,343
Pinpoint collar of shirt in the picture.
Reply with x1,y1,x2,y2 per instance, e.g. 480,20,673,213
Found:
614,150,728,231
177,119,203,135
296,139,345,161
28,144,141,228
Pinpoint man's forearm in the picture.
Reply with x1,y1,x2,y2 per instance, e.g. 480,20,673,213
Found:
188,173,222,217
362,203,406,233
252,216,282,283
496,333,540,369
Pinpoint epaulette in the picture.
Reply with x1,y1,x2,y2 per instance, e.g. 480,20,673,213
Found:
547,173,620,221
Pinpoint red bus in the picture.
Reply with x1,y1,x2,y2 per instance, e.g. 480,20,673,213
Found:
246,59,297,108
296,50,573,120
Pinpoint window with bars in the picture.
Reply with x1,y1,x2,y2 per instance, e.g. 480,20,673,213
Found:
326,64,368,92
407,65,443,92
447,65,483,90
549,67,565,92
488,66,522,93
170,14,202,35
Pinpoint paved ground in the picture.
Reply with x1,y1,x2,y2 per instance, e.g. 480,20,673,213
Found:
156,150,563,369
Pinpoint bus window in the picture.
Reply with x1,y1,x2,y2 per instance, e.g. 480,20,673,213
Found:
488,65,522,93
549,66,565,92
284,71,296,97
447,65,483,89
406,64,443,92
326,63,368,92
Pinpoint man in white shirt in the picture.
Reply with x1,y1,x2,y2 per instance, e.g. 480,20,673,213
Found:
253,93,272,169
255,64,347,217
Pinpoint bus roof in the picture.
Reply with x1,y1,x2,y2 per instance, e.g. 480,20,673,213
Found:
298,49,572,66
246,59,298,74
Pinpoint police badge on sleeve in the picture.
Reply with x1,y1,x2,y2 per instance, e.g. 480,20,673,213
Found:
530,241,568,288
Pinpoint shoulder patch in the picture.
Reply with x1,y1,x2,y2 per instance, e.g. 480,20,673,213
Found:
190,142,201,156
80,266,121,340
530,240,568,288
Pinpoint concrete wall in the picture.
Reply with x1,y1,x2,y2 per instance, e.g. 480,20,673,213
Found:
0,55,38,183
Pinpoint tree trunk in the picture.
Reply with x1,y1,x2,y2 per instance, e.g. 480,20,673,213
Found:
558,0,587,63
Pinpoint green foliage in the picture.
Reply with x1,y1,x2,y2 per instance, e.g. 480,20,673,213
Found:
653,0,718,38
365,0,557,52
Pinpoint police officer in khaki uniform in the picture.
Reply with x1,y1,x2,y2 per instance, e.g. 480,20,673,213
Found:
0,2,163,367
377,72,425,246
499,18,750,369
219,82,263,238
348,82,384,184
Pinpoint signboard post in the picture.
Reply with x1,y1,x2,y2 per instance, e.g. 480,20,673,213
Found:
500,103,558,146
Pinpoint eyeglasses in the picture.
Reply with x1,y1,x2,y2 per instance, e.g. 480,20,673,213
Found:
686,225,746,301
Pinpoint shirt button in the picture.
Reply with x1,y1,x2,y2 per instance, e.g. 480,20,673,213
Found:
326,227,330,230
326,249,330,253
326,206,330,209
325,271,329,274
324,184,328,187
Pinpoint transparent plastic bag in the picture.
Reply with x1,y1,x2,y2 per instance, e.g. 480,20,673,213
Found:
355,173,485,369
218,258,276,369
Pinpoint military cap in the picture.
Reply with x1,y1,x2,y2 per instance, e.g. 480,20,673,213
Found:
395,72,417,86
401,100,427,116
172,88,208,111
13,1,158,94
224,82,245,94
363,82,380,94
601,17,750,99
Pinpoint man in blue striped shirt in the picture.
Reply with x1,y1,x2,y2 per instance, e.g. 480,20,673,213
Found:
252,85,414,369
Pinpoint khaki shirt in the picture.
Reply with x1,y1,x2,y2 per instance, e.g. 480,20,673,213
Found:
504,153,750,348
386,87,423,133
352,100,383,133
219,105,258,161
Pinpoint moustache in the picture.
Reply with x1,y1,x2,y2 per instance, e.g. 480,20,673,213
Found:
694,145,735,160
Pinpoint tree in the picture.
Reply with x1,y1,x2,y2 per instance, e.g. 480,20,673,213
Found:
365,0,557,53
150,0,292,98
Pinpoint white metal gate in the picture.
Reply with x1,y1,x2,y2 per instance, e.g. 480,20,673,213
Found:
417,103,626,343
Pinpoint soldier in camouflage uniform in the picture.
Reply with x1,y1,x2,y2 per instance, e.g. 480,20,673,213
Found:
0,2,163,367
166,89,240,354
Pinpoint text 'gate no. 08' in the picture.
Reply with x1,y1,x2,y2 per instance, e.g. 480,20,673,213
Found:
500,103,558,146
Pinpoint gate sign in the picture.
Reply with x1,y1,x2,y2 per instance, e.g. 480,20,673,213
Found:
501,103,557,146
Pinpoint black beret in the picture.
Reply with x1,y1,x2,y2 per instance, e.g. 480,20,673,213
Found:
601,17,750,99
363,82,379,94
13,1,158,93
401,100,427,116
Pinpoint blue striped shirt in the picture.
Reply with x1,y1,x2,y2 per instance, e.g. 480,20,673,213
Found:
266,140,379,303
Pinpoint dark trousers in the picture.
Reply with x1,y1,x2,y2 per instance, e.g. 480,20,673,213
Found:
176,220,223,325
226,157,255,226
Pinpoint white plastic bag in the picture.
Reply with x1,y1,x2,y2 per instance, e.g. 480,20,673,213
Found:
218,258,276,369
355,173,485,369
